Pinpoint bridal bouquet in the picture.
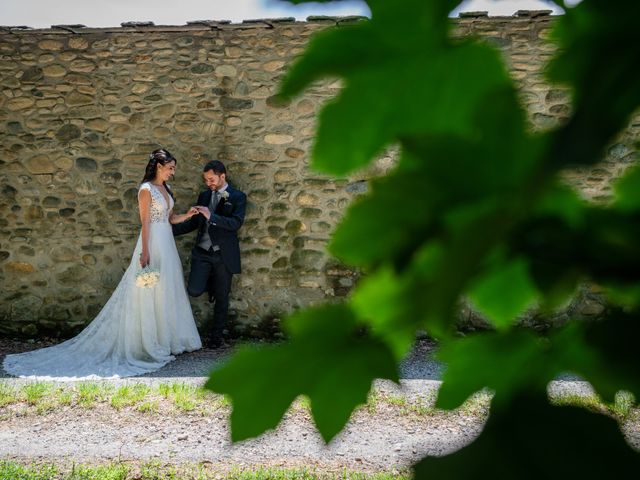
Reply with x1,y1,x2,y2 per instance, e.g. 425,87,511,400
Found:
136,266,160,288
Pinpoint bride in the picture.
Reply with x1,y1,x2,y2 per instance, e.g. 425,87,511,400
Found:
3,148,202,379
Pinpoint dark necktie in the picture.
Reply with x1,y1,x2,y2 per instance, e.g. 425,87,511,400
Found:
198,190,220,251
209,190,220,214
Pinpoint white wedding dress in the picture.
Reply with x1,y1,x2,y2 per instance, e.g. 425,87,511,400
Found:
3,182,202,380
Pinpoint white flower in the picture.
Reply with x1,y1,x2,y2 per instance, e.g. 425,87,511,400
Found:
220,190,230,200
136,266,160,288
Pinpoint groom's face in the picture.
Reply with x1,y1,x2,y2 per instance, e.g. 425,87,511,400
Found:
203,170,226,191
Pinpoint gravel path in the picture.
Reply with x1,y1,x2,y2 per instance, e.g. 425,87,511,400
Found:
1,339,638,472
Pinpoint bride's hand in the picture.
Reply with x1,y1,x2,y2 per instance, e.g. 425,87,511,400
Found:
195,205,211,220
140,250,150,268
187,206,199,217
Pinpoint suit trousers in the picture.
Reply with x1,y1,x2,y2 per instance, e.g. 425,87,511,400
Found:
187,247,233,339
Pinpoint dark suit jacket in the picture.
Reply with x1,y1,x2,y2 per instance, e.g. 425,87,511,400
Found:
173,184,247,274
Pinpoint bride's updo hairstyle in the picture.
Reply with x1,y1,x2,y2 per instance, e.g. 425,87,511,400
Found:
141,148,176,199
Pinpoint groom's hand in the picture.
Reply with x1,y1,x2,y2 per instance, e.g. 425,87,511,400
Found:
195,205,211,220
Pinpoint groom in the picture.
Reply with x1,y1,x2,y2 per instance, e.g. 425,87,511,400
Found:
173,160,247,347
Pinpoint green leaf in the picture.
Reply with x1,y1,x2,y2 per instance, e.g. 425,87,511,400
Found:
614,164,640,212
417,392,640,479
205,344,300,442
328,160,443,268
546,0,640,167
533,181,586,228
351,265,422,359
317,45,515,175
511,208,640,290
279,0,515,175
468,257,540,329
436,313,640,414
604,283,640,309
280,0,464,99
329,121,534,270
436,331,554,410
206,304,398,443
279,27,387,100
254,0,640,472
550,310,640,403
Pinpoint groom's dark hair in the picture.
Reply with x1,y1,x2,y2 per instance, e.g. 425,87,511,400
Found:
203,160,226,175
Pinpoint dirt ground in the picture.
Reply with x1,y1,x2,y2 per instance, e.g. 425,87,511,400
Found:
1,338,638,473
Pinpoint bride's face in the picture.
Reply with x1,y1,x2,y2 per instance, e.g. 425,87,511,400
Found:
156,160,176,182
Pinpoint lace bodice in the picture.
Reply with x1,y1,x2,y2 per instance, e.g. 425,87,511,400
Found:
139,182,174,223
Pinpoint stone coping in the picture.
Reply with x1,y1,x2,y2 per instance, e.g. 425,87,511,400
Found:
0,10,556,33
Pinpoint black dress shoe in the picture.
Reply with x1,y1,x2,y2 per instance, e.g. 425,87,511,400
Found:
205,336,228,349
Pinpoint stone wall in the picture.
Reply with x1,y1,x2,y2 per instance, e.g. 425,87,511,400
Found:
0,13,637,338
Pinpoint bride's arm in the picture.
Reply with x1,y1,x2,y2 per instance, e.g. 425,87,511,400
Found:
138,189,152,267
169,207,198,225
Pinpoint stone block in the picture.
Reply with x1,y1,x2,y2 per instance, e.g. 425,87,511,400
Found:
56,264,91,285
290,249,324,269
38,39,64,51
265,134,294,145
263,60,286,72
152,103,176,118
75,157,98,171
5,262,37,273
7,97,35,111
220,97,254,110
55,124,82,142
246,147,278,162
191,63,214,74
69,59,96,72
25,155,56,174
21,66,44,82
66,91,94,106
295,192,318,207
69,37,89,49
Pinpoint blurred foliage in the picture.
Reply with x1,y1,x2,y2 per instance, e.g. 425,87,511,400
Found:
207,0,640,475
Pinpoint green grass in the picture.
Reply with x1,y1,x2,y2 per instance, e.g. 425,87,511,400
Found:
0,382,18,407
227,466,319,479
458,391,492,417
611,391,636,420
379,394,435,416
168,384,200,412
156,383,222,413
0,381,230,417
292,395,312,413
110,384,152,409
69,463,129,480
551,390,637,421
57,388,74,406
23,382,53,405
361,392,436,418
403,400,434,416
365,391,380,415
77,382,114,408
140,460,180,480
0,460,59,480
383,395,408,408
137,400,160,414
0,461,412,480
2,380,635,427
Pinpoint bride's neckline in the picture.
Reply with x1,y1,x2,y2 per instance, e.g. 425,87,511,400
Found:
149,182,171,207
